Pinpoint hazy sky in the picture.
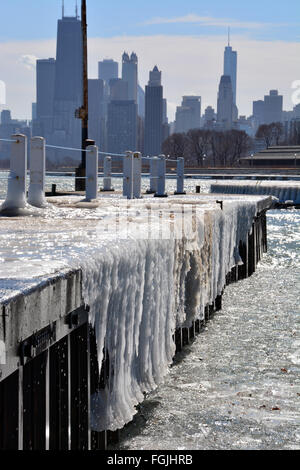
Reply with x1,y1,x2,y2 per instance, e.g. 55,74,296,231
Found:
0,0,299,120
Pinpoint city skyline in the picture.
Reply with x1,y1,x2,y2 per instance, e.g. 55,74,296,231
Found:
0,1,299,121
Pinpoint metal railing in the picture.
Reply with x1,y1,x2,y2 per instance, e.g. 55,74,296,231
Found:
0,135,186,213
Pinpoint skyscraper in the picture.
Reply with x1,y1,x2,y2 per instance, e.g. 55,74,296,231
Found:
88,79,105,149
34,58,56,138
144,66,163,156
51,13,83,151
122,52,138,103
217,75,233,130
264,90,283,124
224,34,237,106
98,59,119,100
253,100,265,129
175,96,201,133
107,100,137,155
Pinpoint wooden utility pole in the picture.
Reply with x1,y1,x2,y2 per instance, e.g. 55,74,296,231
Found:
75,0,90,191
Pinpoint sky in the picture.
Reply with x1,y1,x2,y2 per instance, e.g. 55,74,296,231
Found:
0,0,299,120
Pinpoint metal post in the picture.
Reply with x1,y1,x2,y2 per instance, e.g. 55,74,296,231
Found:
123,151,133,199
147,156,158,194
101,156,113,192
1,134,27,212
28,137,46,208
132,152,142,199
85,145,98,201
174,157,186,195
75,0,88,191
155,154,167,198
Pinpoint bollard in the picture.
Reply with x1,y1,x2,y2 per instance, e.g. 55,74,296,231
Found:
123,151,133,199
101,156,114,192
174,157,186,195
28,136,46,208
85,145,98,201
147,157,158,194
133,152,142,199
1,134,27,212
154,154,167,198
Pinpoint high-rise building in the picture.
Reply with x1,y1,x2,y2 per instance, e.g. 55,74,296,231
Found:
144,66,163,156
88,79,105,149
107,100,137,155
175,96,201,133
253,100,265,129
109,78,128,101
264,90,283,124
51,13,83,152
217,75,233,130
98,59,119,101
224,39,237,106
138,85,145,118
98,59,118,83
34,58,56,137
122,52,138,103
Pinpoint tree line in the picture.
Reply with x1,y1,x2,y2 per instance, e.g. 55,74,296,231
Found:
162,129,252,168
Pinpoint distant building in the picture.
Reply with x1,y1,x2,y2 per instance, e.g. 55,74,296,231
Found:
203,106,216,128
175,96,201,133
0,110,31,163
109,78,128,101
122,52,138,103
241,146,300,168
51,14,83,155
98,59,119,101
294,104,300,119
107,100,137,155
33,58,56,138
224,44,237,106
253,100,265,130
217,75,233,130
32,103,37,121
138,85,145,118
144,66,163,156
264,90,283,124
88,79,105,150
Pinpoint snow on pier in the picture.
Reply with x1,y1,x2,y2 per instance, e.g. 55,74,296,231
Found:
210,180,300,205
0,193,274,435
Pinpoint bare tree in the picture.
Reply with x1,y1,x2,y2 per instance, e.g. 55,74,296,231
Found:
187,129,211,167
256,122,284,148
256,124,273,148
162,133,186,159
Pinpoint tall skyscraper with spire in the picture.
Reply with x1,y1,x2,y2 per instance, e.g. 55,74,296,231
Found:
224,29,237,106
144,66,163,156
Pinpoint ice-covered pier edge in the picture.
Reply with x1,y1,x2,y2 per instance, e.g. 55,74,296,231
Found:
211,180,300,205
0,194,274,449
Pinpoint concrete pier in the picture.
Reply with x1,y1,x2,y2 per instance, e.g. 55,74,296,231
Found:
0,193,274,450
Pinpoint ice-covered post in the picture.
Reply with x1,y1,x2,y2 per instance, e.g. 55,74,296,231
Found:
147,156,158,194
85,144,98,201
174,157,186,195
102,156,114,191
28,136,46,207
1,134,27,211
123,151,133,199
133,152,142,198
155,154,167,197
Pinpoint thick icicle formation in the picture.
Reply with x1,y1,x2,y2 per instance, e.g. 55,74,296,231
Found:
80,197,258,432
